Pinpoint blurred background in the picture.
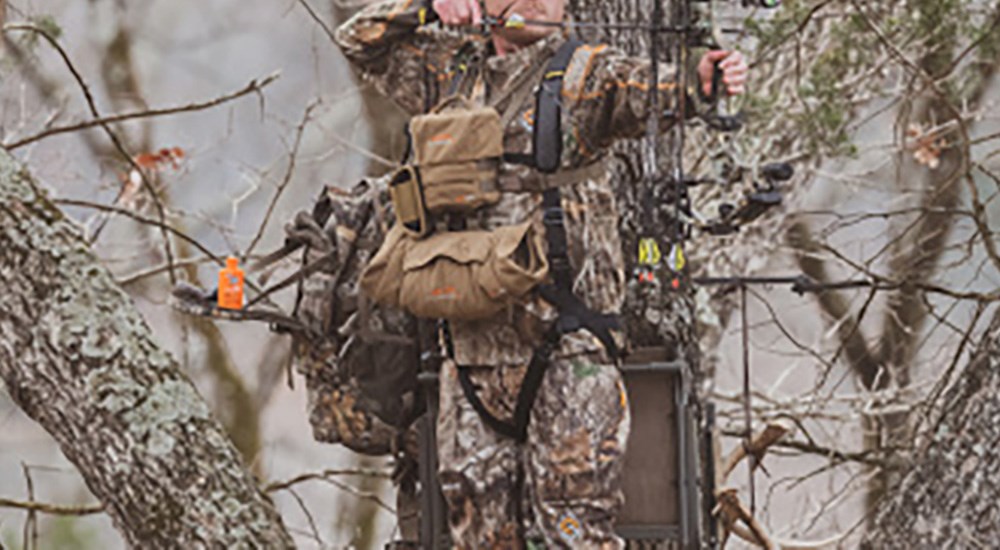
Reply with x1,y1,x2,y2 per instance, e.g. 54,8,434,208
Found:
1,0,999,548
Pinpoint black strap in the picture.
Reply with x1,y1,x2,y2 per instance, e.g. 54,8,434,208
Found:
457,368,520,440
536,187,621,357
456,326,561,443
456,38,621,444
501,38,580,171
501,152,536,167
533,38,582,173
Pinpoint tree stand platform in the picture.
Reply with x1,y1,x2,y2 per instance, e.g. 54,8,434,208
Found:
411,347,718,549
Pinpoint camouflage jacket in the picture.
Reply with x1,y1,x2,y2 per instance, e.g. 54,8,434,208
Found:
336,0,687,366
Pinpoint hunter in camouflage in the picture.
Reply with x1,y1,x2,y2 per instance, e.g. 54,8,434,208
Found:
336,0,747,547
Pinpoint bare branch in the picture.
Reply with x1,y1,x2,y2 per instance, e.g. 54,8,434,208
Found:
4,22,178,283
297,0,339,44
0,497,103,517
53,198,222,267
3,73,280,150
0,466,392,519
244,102,318,259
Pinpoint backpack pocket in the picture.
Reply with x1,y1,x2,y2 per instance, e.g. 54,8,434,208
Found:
388,97,504,230
360,222,549,321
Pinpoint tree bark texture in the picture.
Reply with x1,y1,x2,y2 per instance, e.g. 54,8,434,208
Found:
862,310,1000,548
0,148,294,548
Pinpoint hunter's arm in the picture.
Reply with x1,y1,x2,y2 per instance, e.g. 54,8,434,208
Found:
335,0,460,114
565,45,700,153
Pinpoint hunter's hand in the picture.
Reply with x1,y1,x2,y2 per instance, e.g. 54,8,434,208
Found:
697,50,748,97
432,0,483,26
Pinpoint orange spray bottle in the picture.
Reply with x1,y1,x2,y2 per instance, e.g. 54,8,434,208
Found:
217,256,245,310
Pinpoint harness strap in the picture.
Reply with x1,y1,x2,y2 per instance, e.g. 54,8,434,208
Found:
532,38,620,359
456,325,560,442
536,187,621,356
496,158,606,192
532,39,581,173
456,37,620,444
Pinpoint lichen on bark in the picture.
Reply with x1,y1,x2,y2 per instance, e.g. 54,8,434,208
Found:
863,310,1000,548
0,148,294,548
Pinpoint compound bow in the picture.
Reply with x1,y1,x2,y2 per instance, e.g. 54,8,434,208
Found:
486,1,791,287
634,0,789,291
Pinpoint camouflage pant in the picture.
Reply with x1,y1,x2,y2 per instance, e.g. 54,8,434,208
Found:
437,353,630,549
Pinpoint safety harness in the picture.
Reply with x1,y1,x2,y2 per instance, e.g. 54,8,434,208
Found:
454,38,622,443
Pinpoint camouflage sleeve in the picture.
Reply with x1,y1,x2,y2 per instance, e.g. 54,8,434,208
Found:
335,0,459,115
564,44,700,153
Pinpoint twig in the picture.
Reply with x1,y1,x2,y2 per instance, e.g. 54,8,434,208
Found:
244,102,318,260
54,198,221,266
21,464,37,550
264,467,391,493
117,256,215,286
0,498,103,516
297,0,339,44
4,23,178,283
0,467,390,518
320,477,396,514
284,488,323,546
721,429,887,468
919,301,987,438
3,73,280,150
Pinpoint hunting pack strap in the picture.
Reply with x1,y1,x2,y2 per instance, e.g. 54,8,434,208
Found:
445,37,623,442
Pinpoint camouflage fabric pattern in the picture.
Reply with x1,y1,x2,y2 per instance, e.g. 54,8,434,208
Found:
291,179,421,457
336,1,684,545
336,0,683,366
437,354,630,549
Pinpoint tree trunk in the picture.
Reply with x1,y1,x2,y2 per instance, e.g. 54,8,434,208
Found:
862,309,1000,548
0,148,294,548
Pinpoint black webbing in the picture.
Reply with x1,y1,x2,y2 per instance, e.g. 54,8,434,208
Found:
533,38,582,172
536,188,621,357
456,37,620,443
456,325,561,443
457,367,520,440
501,152,536,167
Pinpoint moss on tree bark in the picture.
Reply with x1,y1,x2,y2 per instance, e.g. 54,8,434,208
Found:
0,148,294,548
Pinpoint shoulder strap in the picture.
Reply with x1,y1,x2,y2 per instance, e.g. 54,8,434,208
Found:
455,37,620,445
491,54,551,129
533,37,582,173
